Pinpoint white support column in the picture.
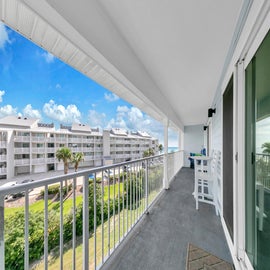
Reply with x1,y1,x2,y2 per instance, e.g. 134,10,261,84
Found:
178,129,184,150
163,119,169,189
235,59,246,262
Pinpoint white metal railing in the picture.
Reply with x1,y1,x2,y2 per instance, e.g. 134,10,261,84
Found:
256,153,270,190
46,157,55,163
55,137,67,143
14,159,30,165
0,153,182,270
0,142,7,148
32,158,46,165
31,137,46,142
14,136,30,142
0,155,6,161
14,148,30,154
167,150,184,182
0,168,6,174
31,147,45,153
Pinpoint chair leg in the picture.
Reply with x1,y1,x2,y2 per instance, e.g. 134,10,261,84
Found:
195,178,199,210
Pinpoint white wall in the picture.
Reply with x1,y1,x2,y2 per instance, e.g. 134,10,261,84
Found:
211,94,222,152
183,125,204,167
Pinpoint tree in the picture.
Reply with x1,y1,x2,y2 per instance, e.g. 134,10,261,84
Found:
262,142,270,154
158,144,163,153
143,148,155,158
72,152,84,172
56,147,72,174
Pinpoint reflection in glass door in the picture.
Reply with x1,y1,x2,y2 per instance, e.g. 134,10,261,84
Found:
246,30,270,269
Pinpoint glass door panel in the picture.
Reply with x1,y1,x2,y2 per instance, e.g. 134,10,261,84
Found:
246,30,270,269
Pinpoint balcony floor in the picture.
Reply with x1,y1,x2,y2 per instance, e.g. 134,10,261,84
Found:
101,167,232,270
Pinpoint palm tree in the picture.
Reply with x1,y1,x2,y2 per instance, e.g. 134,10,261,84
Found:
72,152,84,172
143,148,155,158
262,142,270,154
56,147,72,174
158,144,163,153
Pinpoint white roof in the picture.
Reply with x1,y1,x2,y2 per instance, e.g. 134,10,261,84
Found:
0,116,39,128
71,123,92,133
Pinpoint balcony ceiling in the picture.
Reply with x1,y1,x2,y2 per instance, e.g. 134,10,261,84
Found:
4,0,244,129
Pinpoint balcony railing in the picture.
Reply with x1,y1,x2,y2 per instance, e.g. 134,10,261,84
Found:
14,136,30,142
14,148,30,154
256,153,270,190
32,158,46,165
14,158,30,165
0,151,183,270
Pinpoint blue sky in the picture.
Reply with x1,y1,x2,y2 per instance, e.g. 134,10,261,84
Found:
0,22,178,146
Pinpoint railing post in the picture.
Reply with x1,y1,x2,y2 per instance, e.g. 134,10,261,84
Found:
163,118,169,189
83,175,89,270
0,195,4,270
145,159,149,214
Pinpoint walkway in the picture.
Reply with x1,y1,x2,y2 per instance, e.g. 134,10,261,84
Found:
101,167,232,270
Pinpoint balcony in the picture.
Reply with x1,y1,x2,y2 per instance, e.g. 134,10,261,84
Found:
32,158,46,165
14,136,30,142
14,147,30,154
0,142,7,148
31,137,46,142
14,158,30,166
31,147,45,153
0,151,232,270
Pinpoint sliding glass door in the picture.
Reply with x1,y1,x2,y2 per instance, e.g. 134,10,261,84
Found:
245,30,270,269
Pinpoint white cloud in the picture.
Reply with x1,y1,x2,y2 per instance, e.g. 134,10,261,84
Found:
55,83,61,89
23,104,41,119
0,22,10,50
43,100,81,123
0,90,5,102
88,110,106,128
0,105,17,118
42,52,55,63
106,105,164,142
104,93,119,102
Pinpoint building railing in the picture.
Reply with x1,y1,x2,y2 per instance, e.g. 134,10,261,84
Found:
0,152,183,270
14,136,30,142
31,147,45,153
14,148,30,154
31,137,46,142
14,159,30,165
256,153,270,190
168,150,184,182
32,158,46,165
0,168,6,174
0,155,6,162
0,142,7,148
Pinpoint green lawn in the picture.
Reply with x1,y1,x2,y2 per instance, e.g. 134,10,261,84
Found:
4,181,161,270
5,183,124,218
32,189,160,270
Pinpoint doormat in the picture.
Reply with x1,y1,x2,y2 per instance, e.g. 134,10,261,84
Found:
186,243,234,270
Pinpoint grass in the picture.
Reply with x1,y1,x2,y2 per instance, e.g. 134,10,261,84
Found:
32,188,161,270
4,183,124,218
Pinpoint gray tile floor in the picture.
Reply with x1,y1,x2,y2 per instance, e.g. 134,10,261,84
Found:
101,167,232,270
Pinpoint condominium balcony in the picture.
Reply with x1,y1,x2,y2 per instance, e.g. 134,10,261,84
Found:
0,168,6,174
31,137,46,142
0,151,232,270
0,155,7,162
14,147,30,154
0,142,7,148
14,136,30,142
32,158,46,165
14,158,30,166
31,147,45,153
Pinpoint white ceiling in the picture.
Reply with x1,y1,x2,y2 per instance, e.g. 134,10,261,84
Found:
3,0,244,129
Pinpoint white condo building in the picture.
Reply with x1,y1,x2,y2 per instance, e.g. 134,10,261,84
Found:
0,116,158,180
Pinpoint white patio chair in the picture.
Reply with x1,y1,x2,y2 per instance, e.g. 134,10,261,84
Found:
194,152,219,215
